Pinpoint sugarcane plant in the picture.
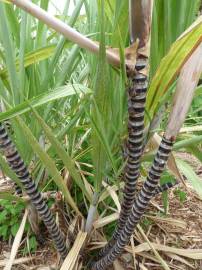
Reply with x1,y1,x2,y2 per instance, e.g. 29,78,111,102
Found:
92,42,202,270
99,0,153,257
1,0,202,268
0,122,68,260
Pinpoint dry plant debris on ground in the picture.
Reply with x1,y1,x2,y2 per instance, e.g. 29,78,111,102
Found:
0,152,201,270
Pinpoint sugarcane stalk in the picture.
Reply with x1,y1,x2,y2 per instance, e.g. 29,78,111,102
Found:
92,42,202,270
0,102,22,195
93,135,173,270
0,105,43,242
0,122,68,260
98,0,153,257
8,0,140,72
153,180,178,196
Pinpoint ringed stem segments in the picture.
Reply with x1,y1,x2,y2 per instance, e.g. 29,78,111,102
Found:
93,136,174,270
99,57,148,257
0,123,68,260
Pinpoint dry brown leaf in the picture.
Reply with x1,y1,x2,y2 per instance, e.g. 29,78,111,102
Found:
60,231,87,270
166,253,195,269
0,257,34,267
102,182,121,212
99,182,124,203
139,264,149,270
93,213,119,229
179,125,202,133
125,242,202,259
166,44,202,138
145,215,187,229
137,225,171,270
76,161,93,198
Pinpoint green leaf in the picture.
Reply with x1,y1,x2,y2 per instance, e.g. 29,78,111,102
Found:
4,4,20,47
56,45,80,87
0,210,7,222
36,0,49,47
0,84,90,121
103,0,129,46
173,135,202,150
0,224,8,238
28,236,37,251
176,159,202,198
186,145,202,163
31,107,91,202
41,0,84,89
15,116,81,215
0,45,55,81
150,0,200,77
147,21,202,121
88,101,117,175
11,223,20,236
19,9,27,94
91,0,111,192
174,189,187,204
15,201,25,212
0,3,19,102
195,85,202,97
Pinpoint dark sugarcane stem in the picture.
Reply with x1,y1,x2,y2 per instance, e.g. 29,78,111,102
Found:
98,57,148,257
92,135,174,270
2,121,42,240
0,104,23,196
153,180,178,196
0,122,68,260
118,58,148,230
99,0,152,257
13,179,23,195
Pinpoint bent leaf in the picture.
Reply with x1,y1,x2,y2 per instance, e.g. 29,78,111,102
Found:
15,116,81,215
147,18,202,120
31,107,91,202
0,84,90,121
0,45,55,81
176,159,202,199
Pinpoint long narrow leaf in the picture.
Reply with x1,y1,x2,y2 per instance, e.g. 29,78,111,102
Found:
0,84,90,121
0,3,19,102
91,1,110,192
0,192,23,202
31,107,91,202
177,159,202,198
147,19,202,120
0,45,56,81
15,116,81,215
